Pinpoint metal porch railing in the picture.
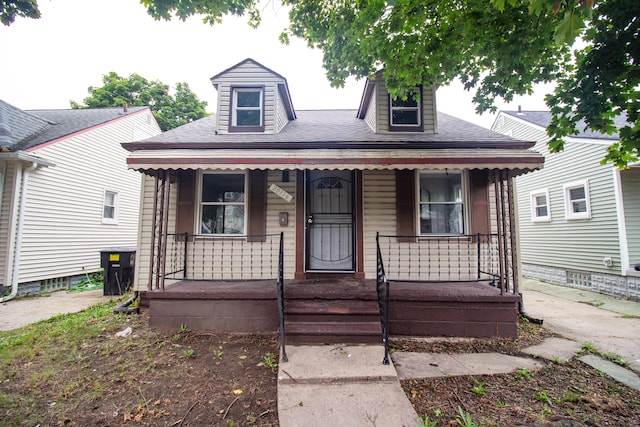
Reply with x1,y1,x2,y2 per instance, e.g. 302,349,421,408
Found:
164,232,287,362
164,233,283,281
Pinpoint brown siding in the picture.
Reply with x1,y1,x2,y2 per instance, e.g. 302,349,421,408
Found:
247,170,267,241
176,170,196,235
469,169,490,235
396,170,416,238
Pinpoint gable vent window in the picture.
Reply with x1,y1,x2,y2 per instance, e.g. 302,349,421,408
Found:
389,88,423,132
230,87,264,132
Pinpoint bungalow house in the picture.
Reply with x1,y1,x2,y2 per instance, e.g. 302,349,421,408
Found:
0,100,161,301
123,59,544,356
492,110,640,301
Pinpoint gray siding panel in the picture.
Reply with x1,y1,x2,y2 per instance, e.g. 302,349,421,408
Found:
622,169,640,265
497,114,623,276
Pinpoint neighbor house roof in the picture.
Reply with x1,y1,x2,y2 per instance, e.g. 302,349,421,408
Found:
502,110,629,141
0,99,149,152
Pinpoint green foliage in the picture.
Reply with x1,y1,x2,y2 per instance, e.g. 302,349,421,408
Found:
456,406,483,427
546,0,640,168
535,390,552,405
71,72,207,131
257,352,278,373
137,0,640,167
517,368,532,380
418,414,438,427
602,351,629,367
470,377,486,396
1,0,41,26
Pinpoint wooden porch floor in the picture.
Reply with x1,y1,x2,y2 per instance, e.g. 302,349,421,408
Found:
142,279,521,339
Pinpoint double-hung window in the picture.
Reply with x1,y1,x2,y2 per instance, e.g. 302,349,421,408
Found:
102,190,118,224
563,180,591,220
230,87,264,132
389,87,423,131
418,171,464,234
200,173,246,235
530,189,551,222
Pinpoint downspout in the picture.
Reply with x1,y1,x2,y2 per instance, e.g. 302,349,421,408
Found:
0,161,38,302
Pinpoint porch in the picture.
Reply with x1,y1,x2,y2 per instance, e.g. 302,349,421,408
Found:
142,229,521,362
143,278,521,339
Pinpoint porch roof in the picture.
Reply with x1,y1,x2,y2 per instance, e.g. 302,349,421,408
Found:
126,147,543,173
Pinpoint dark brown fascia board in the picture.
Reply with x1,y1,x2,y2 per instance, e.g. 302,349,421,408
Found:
122,139,536,152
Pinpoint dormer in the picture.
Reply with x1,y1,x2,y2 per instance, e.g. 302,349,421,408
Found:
210,58,296,134
357,70,438,134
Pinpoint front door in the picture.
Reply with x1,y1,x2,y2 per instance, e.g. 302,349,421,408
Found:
306,170,355,271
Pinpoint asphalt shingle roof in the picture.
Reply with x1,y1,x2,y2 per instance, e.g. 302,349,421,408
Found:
502,110,629,141
136,110,526,147
0,99,148,152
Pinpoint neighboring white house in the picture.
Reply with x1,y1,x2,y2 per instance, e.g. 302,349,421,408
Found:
0,100,161,300
492,110,640,301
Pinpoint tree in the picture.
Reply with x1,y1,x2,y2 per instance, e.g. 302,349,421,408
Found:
1,0,40,25
71,72,208,131
139,0,638,167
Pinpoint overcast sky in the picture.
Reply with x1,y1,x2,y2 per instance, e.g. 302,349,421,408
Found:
0,0,553,129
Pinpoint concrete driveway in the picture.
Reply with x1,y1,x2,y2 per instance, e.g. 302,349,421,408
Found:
521,279,640,372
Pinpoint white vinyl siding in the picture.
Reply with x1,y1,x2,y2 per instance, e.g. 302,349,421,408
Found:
363,85,377,131
0,163,17,286
494,113,623,275
14,110,159,284
212,61,285,134
362,170,397,277
275,88,291,133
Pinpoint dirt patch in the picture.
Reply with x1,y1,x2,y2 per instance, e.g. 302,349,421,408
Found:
0,309,279,426
392,322,640,426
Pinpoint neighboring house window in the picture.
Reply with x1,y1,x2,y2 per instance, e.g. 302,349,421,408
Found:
230,87,264,132
530,189,551,222
564,179,591,220
418,171,464,234
389,87,423,132
200,173,246,235
102,191,118,224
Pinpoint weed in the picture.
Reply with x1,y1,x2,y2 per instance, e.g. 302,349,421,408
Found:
418,414,438,427
535,390,552,405
621,313,638,319
602,352,629,367
496,401,509,407
182,348,195,358
257,352,278,373
226,418,235,427
541,407,552,417
246,412,257,424
551,355,564,365
456,406,483,427
173,324,191,341
517,368,532,380
470,377,486,396
213,349,224,360
239,355,248,360
581,342,597,353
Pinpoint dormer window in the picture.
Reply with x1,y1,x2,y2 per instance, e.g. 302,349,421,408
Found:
230,86,264,132
389,87,423,132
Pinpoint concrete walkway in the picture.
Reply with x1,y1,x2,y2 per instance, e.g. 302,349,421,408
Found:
0,289,111,331
277,280,640,426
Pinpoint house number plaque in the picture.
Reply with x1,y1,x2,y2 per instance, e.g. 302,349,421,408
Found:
269,184,293,202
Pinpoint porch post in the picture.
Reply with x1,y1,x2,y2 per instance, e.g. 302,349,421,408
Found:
506,172,519,295
157,170,171,290
493,170,507,294
148,173,160,291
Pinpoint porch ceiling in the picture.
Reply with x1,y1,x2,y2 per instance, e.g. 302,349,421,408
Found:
126,148,544,174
